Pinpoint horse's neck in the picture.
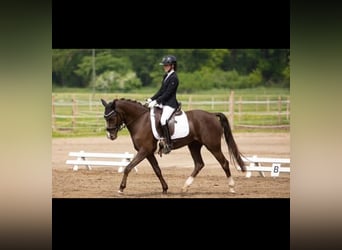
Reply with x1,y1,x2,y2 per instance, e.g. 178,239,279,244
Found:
116,100,147,124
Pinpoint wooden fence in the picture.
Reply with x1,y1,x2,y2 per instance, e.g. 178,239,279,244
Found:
52,92,290,135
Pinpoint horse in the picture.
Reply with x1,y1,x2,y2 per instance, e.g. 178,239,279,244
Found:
100,98,246,195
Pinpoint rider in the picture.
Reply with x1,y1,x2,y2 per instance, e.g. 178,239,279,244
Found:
146,55,179,154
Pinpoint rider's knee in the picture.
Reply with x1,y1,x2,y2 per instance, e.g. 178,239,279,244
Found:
160,117,167,125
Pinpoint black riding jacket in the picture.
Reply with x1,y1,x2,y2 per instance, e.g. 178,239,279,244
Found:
151,71,179,109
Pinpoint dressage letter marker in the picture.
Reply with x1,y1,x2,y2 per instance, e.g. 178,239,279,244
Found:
271,163,281,177
241,155,290,177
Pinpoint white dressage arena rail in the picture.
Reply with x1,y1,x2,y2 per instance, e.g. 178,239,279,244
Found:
238,155,290,177
65,151,137,173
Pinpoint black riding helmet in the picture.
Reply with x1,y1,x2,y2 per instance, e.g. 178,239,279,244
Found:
159,55,177,66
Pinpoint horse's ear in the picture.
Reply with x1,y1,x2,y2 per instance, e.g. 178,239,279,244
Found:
101,99,107,107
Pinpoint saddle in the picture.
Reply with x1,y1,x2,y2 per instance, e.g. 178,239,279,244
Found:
153,102,182,137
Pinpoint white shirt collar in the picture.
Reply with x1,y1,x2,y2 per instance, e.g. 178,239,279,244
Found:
164,70,174,81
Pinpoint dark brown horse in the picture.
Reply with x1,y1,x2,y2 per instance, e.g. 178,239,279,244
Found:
101,98,246,195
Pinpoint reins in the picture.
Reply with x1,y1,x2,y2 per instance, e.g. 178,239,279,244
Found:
123,109,148,128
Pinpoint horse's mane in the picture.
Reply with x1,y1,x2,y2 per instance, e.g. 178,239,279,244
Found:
114,98,148,110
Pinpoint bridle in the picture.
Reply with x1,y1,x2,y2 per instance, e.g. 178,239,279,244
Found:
103,100,149,133
104,108,126,132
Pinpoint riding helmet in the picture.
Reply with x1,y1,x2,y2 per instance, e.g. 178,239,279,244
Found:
159,55,177,65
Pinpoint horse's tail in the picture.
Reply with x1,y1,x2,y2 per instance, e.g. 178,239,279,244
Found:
216,113,246,172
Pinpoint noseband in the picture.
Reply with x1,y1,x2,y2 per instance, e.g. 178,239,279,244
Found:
104,109,125,131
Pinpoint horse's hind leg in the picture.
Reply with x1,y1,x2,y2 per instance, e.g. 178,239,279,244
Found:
208,147,236,193
146,154,168,194
182,141,205,192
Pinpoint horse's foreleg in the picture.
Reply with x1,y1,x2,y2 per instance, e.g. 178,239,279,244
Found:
146,154,168,194
118,153,146,194
182,142,204,192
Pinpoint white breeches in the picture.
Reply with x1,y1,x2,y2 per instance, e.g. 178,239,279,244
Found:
160,105,175,125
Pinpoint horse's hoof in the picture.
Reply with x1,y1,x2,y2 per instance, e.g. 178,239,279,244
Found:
118,190,124,194
181,187,188,193
229,187,236,193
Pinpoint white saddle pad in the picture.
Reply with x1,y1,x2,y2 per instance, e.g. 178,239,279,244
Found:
150,108,190,140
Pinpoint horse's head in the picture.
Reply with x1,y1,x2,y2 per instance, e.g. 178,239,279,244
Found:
101,99,124,140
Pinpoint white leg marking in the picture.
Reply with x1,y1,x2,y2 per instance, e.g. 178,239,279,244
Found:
185,176,194,186
182,176,194,192
228,176,236,193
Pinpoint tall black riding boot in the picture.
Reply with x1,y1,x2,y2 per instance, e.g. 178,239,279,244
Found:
161,124,172,154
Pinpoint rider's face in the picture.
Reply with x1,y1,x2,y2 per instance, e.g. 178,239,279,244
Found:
163,64,171,72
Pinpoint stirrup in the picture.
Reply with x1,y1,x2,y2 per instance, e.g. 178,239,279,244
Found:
158,139,171,156
162,144,171,154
